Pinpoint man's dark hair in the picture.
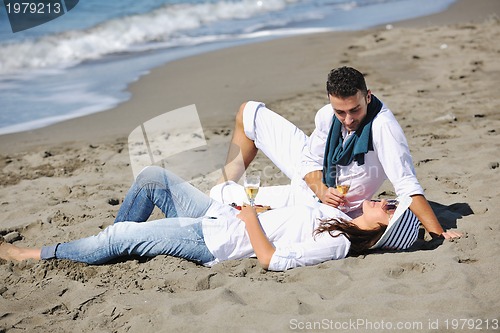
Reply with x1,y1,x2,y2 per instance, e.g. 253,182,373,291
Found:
326,66,368,98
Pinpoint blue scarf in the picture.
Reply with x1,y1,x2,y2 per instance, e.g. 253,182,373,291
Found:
323,94,383,187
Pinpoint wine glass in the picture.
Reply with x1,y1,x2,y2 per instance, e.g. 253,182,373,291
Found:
335,165,353,212
244,174,260,207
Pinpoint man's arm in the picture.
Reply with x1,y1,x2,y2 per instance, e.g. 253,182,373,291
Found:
301,105,344,207
304,170,345,208
410,194,462,239
372,111,461,239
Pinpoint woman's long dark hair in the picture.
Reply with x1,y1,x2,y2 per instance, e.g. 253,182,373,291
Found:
314,218,387,256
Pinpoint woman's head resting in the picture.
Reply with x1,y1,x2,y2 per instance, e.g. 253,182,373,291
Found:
367,196,420,250
350,196,420,251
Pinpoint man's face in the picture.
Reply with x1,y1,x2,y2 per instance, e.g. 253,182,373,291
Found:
329,90,371,133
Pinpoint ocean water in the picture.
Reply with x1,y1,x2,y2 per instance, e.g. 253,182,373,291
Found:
0,0,456,135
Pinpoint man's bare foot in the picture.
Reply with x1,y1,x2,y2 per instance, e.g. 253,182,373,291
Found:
0,236,41,262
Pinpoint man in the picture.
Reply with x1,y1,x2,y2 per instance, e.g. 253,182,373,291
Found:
212,66,460,239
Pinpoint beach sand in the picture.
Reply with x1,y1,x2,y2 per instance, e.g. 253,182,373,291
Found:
1,0,500,331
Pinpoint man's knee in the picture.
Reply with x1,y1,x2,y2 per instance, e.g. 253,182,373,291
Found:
235,102,248,128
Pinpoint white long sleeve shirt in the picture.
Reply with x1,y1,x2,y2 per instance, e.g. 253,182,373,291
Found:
301,103,424,213
202,202,350,271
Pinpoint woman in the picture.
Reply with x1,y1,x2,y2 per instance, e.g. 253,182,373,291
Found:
0,166,420,271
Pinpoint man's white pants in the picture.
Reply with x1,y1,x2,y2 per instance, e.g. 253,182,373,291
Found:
210,101,319,209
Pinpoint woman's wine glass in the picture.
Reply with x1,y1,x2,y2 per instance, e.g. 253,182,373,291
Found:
244,174,260,207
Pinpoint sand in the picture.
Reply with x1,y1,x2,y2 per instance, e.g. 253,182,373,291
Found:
1,0,500,332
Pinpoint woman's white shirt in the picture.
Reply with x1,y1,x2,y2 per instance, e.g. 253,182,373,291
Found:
202,202,351,271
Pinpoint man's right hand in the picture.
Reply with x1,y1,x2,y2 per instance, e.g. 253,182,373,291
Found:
304,170,345,209
317,187,346,208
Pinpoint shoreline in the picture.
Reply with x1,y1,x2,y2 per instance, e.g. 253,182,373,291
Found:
0,0,497,154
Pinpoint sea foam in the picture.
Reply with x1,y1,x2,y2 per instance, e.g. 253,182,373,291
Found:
0,0,294,75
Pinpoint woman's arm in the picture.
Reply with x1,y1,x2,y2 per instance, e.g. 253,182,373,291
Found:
237,206,275,269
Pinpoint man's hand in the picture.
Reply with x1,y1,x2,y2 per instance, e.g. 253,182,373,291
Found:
305,170,346,209
317,187,346,209
440,230,463,240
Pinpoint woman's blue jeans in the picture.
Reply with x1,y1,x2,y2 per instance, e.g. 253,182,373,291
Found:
40,166,216,264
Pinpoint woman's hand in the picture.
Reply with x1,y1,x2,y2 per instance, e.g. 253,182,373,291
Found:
236,205,258,223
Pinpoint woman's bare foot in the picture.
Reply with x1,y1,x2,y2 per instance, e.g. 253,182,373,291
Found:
0,236,42,262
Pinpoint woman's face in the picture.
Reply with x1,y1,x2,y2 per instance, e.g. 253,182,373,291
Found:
358,199,395,230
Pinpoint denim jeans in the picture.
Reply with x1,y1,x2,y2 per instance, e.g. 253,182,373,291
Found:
40,166,216,264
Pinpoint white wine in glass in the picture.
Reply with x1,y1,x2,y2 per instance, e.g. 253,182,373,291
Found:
244,175,260,207
336,184,350,195
335,165,353,212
